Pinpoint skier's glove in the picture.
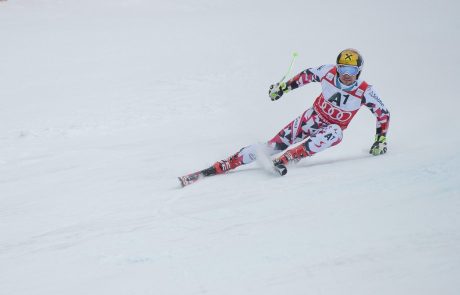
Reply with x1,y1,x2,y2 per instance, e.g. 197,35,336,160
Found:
269,82,289,101
369,134,387,156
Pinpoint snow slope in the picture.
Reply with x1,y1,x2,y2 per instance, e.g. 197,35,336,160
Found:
1,0,459,294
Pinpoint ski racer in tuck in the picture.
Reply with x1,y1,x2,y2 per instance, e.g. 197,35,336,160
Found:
179,49,390,186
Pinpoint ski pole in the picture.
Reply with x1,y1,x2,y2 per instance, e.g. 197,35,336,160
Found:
278,52,299,83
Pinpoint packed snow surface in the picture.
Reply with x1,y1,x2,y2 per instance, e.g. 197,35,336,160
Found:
1,0,459,294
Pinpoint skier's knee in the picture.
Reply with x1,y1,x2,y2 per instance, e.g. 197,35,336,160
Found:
307,124,343,153
328,124,343,146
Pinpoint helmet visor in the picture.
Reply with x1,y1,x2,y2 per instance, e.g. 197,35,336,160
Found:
337,65,359,76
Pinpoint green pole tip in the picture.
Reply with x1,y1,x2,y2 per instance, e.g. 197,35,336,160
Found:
293,52,299,57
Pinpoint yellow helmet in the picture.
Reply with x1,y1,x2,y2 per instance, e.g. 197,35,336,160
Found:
336,49,364,77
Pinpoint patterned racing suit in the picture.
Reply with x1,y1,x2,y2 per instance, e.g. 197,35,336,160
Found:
212,64,390,174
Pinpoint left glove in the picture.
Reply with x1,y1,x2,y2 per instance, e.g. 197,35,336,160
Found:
269,82,289,101
369,134,387,156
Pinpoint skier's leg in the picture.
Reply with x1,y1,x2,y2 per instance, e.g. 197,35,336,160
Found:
274,124,343,165
180,143,276,186
206,108,324,175
179,143,273,186
267,108,324,151
208,144,260,175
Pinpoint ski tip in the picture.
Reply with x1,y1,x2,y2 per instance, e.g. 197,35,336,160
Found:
178,172,202,187
178,177,186,188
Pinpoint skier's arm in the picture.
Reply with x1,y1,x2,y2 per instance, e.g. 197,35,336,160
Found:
269,65,332,101
285,67,322,90
363,86,390,155
363,86,390,136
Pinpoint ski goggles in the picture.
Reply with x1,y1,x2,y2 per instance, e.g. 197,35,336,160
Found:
337,64,360,76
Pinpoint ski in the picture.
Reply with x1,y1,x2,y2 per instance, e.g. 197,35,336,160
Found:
178,166,217,187
178,171,203,187
178,152,289,187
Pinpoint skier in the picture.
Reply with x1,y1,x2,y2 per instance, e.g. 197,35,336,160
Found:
179,49,390,186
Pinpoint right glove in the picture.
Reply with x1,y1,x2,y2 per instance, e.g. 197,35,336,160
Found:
369,134,387,156
269,82,289,101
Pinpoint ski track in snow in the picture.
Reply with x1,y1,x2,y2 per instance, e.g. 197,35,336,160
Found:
1,0,460,295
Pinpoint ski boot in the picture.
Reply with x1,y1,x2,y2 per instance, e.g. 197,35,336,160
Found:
272,144,310,176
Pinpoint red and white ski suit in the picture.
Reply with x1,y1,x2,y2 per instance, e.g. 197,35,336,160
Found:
219,64,390,171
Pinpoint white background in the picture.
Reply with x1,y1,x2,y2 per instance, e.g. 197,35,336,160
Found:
1,1,459,294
